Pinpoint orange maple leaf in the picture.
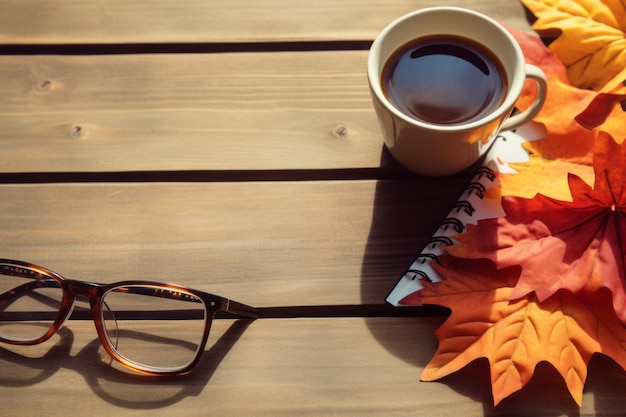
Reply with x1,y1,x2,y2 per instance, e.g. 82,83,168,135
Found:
406,256,626,406
446,133,626,323
508,27,597,164
520,0,626,92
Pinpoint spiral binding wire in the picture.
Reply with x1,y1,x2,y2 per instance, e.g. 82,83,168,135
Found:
388,130,537,305
404,165,496,283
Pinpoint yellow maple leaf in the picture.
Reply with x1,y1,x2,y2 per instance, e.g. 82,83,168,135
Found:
407,256,626,406
486,155,594,201
521,0,626,92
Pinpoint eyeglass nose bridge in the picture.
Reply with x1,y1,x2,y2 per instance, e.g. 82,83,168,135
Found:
59,278,122,363
56,279,108,331
64,279,107,300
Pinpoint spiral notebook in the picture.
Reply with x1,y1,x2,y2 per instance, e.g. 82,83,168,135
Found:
386,122,545,306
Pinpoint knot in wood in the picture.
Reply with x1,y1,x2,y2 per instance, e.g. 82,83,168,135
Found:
37,80,52,92
331,124,349,139
69,124,86,139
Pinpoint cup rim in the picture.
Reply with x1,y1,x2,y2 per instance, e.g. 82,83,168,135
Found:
367,6,526,132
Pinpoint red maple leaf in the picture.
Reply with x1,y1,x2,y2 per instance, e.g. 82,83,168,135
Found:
447,132,626,323
576,91,626,141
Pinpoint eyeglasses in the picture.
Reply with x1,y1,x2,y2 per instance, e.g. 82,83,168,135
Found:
0,259,258,375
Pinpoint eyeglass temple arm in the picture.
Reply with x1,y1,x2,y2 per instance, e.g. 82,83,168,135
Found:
0,264,57,306
0,266,258,320
117,287,258,319
0,279,59,310
223,298,259,319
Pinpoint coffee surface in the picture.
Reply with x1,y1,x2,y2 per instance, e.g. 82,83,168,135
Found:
382,35,507,125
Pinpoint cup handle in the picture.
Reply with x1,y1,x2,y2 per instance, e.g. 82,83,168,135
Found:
500,64,548,131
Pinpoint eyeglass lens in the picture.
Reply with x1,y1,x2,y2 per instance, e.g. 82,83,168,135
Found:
1,268,209,373
101,285,207,372
0,269,63,341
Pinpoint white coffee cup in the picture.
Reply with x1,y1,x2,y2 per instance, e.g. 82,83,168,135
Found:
368,7,547,176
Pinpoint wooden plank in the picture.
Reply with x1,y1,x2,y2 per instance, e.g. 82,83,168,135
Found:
0,51,384,173
0,179,468,307
0,0,532,45
0,317,614,416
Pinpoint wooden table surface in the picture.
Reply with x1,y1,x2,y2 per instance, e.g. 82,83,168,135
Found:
1,1,624,416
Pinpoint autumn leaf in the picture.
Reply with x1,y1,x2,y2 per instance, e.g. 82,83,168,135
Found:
405,256,626,406
447,133,626,324
508,26,598,164
520,0,626,92
486,155,595,201
575,90,626,140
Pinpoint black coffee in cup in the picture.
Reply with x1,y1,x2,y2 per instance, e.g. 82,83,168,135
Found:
381,35,508,125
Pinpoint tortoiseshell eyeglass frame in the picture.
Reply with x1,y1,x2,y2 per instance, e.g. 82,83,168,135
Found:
0,259,258,375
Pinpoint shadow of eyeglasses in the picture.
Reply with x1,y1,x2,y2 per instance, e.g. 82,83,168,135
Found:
0,318,252,409
0,326,74,386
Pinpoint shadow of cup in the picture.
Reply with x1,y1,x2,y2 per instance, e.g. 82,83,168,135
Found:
360,146,471,367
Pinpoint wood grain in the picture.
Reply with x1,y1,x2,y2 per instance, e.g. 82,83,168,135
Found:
0,179,467,307
0,317,614,417
0,0,532,45
0,51,385,173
